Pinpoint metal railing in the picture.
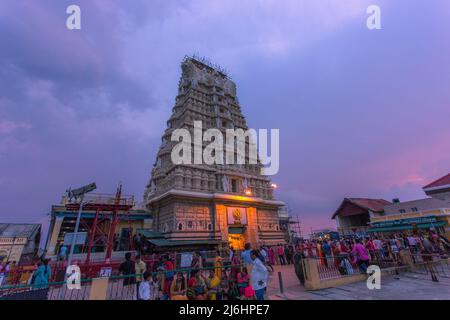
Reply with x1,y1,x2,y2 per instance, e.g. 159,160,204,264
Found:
310,250,401,280
0,262,247,300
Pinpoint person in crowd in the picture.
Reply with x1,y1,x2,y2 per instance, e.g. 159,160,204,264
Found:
365,237,376,261
191,251,203,273
293,250,306,285
206,269,221,300
389,236,400,261
227,280,240,300
217,273,229,300
338,253,354,275
0,261,4,286
229,246,234,261
306,242,314,257
6,261,17,285
421,235,439,281
150,272,162,300
236,267,250,296
30,258,52,300
187,270,208,300
139,271,152,300
277,244,286,265
373,236,383,258
170,272,188,300
32,258,52,289
3,261,11,285
332,241,341,268
241,243,253,266
250,250,268,300
284,245,292,264
214,250,223,280
243,284,256,300
322,241,332,267
317,241,327,267
230,250,241,280
268,246,276,265
352,239,370,273
288,245,295,264
59,245,68,261
162,255,174,300
135,254,147,300
261,246,274,272
119,252,136,298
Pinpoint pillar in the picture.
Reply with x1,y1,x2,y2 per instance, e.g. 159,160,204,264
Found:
304,258,321,290
246,207,259,247
89,277,109,300
47,216,64,255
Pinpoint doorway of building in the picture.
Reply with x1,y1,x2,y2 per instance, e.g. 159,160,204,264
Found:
228,233,245,250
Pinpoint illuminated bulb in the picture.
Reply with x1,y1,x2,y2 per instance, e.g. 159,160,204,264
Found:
244,189,252,196
271,183,278,189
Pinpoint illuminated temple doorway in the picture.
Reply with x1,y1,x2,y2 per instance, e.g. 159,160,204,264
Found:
228,227,246,250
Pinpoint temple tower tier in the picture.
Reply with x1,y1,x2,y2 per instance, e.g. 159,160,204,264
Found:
144,56,285,249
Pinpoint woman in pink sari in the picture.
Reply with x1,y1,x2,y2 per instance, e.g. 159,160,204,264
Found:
236,267,250,297
268,247,276,265
230,250,241,280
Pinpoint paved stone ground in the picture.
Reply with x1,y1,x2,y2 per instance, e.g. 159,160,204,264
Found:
267,264,450,300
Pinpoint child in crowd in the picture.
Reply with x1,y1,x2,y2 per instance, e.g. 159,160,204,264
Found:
227,280,240,300
217,273,229,300
243,284,256,300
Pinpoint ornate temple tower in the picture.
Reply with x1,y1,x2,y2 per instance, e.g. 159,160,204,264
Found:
144,56,285,249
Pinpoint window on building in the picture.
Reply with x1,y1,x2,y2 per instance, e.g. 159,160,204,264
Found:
411,207,418,212
187,221,193,229
207,223,212,231
231,179,238,193
399,209,406,213
178,223,183,231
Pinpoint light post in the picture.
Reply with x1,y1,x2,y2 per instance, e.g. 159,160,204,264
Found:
66,183,96,267
63,183,96,295
66,195,85,269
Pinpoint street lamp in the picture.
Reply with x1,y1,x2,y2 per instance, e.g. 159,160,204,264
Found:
66,183,96,269
270,183,278,189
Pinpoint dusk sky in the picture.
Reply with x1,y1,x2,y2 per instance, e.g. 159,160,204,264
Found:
1,0,449,238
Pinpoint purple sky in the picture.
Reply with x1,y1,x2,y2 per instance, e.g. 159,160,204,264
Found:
1,0,450,237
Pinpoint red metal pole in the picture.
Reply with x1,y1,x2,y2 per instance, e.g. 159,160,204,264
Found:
105,210,118,260
127,210,134,251
105,184,122,260
85,208,99,265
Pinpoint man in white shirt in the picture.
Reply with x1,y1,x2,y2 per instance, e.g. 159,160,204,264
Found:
250,250,268,300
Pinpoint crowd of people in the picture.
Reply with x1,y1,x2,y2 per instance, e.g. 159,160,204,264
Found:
118,245,273,301
0,257,52,291
1,230,449,300
293,231,449,275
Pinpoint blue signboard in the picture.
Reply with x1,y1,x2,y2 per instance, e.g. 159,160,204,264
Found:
371,216,437,228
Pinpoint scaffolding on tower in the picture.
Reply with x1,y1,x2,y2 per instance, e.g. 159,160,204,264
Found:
64,183,135,265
